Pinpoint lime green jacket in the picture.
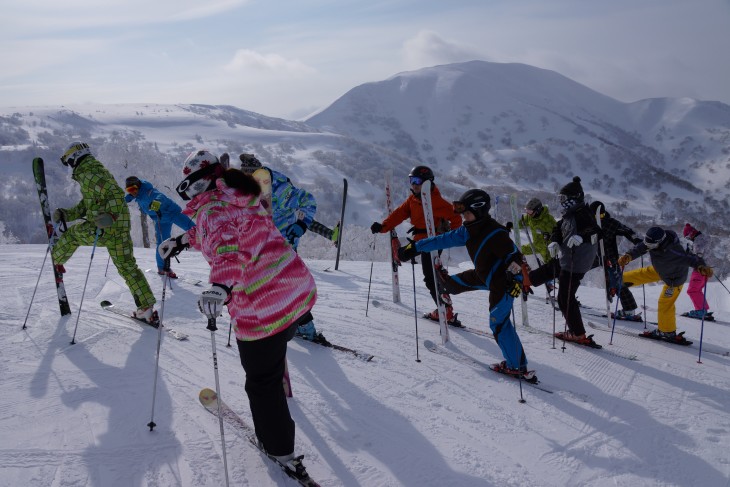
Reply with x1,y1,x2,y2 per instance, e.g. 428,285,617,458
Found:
520,209,556,261
65,156,130,232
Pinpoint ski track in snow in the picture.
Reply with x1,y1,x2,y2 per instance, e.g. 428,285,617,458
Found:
2,245,730,486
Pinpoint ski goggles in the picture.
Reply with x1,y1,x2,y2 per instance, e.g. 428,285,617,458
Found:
409,176,425,186
452,200,487,214
176,163,220,200
126,185,140,195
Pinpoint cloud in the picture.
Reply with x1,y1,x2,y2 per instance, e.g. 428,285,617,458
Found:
223,49,316,76
402,30,483,69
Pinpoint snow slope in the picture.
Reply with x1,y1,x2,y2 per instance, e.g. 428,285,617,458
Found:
2,243,730,486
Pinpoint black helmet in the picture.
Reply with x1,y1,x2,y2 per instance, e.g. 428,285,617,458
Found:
454,189,491,220
525,198,544,218
408,165,434,185
125,176,142,190
644,227,666,249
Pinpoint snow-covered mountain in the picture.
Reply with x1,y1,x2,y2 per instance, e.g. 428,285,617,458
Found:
2,61,730,270
307,61,730,230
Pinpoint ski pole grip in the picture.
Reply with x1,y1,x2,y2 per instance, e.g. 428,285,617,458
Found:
207,317,218,332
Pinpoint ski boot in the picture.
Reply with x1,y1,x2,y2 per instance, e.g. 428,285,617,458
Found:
134,306,160,328
612,309,643,322
554,331,602,349
491,361,538,383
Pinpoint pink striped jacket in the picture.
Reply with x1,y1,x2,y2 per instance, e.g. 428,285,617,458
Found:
183,179,317,341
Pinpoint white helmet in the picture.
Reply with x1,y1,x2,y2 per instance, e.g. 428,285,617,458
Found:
176,150,222,200
60,142,91,167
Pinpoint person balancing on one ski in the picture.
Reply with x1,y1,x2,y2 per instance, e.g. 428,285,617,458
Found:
589,201,643,321
682,222,714,320
370,166,462,326
158,149,317,475
397,189,536,380
617,226,713,343
527,177,602,348
51,142,159,324
124,176,194,279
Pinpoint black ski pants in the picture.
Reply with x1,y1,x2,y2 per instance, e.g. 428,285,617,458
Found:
529,258,586,336
419,250,446,306
237,319,298,456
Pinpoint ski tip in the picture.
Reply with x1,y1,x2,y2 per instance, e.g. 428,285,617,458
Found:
199,388,218,406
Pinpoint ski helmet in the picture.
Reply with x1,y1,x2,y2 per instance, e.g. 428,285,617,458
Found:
124,176,142,191
589,201,605,218
683,223,700,240
644,226,666,249
60,142,91,168
453,189,491,220
239,153,262,173
176,150,223,200
408,165,434,185
525,198,544,218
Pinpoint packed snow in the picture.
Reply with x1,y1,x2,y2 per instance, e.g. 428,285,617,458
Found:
2,243,730,486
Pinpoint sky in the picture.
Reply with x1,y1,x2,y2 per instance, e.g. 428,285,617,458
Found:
1,0,729,120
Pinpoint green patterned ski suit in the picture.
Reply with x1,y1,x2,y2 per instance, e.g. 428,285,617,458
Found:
520,208,557,263
51,156,156,309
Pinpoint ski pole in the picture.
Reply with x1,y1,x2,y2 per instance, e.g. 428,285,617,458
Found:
22,222,61,329
411,257,421,363
365,234,377,317
640,255,647,330
226,321,233,347
609,266,624,346
208,317,230,487
104,254,111,277
697,277,709,364
70,228,101,345
510,305,526,404
147,252,170,432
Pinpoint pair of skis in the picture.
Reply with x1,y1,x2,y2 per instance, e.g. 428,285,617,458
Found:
32,157,71,316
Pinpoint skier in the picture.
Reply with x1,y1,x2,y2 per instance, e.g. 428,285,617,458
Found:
238,153,326,342
124,176,194,278
682,223,713,319
618,227,713,341
589,201,643,320
51,142,158,324
370,166,462,326
397,189,534,378
159,149,317,472
527,177,601,347
520,197,557,293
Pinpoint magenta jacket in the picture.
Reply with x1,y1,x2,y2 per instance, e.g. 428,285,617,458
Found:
183,178,317,341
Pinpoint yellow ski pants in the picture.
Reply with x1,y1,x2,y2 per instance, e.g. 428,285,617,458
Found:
623,266,681,333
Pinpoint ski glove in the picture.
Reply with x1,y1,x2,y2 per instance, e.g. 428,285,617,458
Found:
198,284,231,319
397,241,418,262
505,221,513,232
505,273,522,298
697,265,714,278
548,242,560,258
52,208,67,223
566,235,583,248
159,233,190,259
285,220,307,242
94,213,116,229
617,254,632,267
149,200,161,212
370,222,383,234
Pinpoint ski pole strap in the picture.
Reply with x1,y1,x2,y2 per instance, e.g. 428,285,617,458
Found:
207,317,218,332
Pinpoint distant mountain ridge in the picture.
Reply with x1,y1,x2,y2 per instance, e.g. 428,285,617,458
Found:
1,61,729,271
